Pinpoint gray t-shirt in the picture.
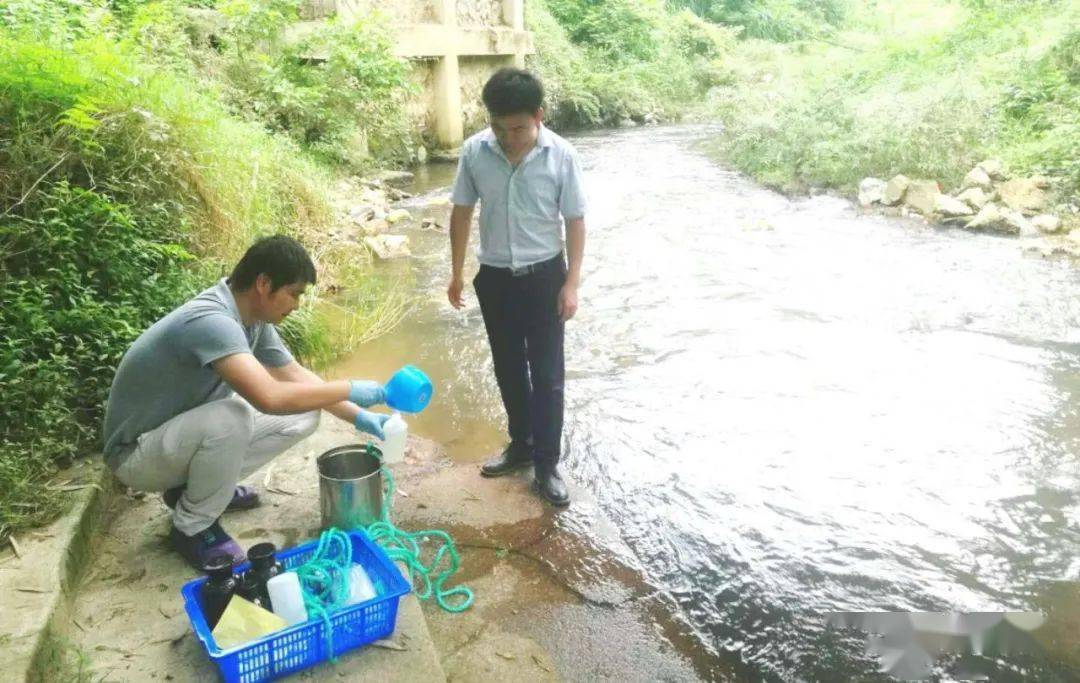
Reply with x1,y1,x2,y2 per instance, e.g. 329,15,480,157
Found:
102,278,293,468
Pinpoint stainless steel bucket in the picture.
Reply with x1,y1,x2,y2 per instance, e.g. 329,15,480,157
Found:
317,444,383,530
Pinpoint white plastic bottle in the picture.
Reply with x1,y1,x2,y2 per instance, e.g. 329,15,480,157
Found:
266,572,308,626
379,412,408,464
345,563,377,605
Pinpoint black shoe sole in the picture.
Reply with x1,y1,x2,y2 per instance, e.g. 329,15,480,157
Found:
531,480,570,507
479,460,533,478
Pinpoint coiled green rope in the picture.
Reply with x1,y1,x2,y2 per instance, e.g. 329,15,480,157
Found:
363,455,474,612
293,527,353,661
293,444,474,660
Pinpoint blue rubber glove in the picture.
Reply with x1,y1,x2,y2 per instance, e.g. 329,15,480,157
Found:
354,409,390,440
348,380,386,408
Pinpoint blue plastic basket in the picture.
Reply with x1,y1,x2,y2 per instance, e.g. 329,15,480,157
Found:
181,530,411,682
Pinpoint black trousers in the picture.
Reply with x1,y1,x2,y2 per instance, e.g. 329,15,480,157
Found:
473,254,566,475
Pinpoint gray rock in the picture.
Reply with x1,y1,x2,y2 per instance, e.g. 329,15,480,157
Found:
903,179,941,215
362,218,389,236
415,146,428,164
998,178,1048,214
956,187,990,210
1022,240,1055,258
386,209,411,225
934,194,974,217
364,234,411,259
965,203,1017,234
884,174,910,205
374,170,415,187
348,205,376,225
858,177,888,207
962,166,992,190
1031,214,1064,234
977,158,1007,180
1004,208,1036,236
431,148,461,163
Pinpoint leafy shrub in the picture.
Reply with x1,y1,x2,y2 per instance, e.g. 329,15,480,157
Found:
1,182,205,532
669,0,850,41
709,2,1080,204
207,3,415,167
0,0,418,538
0,22,332,535
528,0,736,128
546,0,665,62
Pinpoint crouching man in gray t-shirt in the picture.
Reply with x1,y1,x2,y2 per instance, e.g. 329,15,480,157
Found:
103,235,390,571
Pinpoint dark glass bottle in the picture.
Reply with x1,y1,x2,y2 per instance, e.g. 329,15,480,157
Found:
201,553,237,630
235,571,268,610
246,542,283,611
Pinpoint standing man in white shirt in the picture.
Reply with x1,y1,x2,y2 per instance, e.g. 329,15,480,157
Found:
447,68,587,507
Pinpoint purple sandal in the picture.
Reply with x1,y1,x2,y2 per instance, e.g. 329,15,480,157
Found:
170,521,246,571
163,485,261,512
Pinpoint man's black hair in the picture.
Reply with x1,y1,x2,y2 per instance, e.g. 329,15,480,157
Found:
481,68,544,116
228,234,316,292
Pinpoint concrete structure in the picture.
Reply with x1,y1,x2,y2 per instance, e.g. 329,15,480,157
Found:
300,1,533,149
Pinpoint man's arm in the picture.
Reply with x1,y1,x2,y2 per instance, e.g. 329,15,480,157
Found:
267,361,360,424
213,353,351,415
447,204,474,309
559,216,586,321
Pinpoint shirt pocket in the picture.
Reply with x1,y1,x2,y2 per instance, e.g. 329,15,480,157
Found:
518,168,561,222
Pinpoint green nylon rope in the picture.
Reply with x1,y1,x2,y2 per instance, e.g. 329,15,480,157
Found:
293,527,353,661
291,444,474,661
363,444,474,613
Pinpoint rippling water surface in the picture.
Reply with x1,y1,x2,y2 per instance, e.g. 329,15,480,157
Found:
333,125,1080,680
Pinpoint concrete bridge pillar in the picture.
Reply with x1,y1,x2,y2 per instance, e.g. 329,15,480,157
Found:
295,1,535,149
432,0,465,148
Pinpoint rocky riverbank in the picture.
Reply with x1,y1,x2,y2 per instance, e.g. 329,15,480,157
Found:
857,159,1080,257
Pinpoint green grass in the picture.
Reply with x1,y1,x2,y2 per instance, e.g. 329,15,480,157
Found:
527,0,738,128
707,0,1080,205
0,4,414,538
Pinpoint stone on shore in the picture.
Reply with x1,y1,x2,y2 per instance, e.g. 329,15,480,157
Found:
858,177,887,207
884,174,910,205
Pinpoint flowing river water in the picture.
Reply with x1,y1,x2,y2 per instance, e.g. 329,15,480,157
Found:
331,124,1080,680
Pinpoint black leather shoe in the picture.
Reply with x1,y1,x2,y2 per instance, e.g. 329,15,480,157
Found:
480,444,533,477
532,470,570,507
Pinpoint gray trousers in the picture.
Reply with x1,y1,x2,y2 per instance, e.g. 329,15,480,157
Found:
114,395,319,535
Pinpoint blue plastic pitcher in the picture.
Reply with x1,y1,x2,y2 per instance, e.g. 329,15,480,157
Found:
384,365,433,413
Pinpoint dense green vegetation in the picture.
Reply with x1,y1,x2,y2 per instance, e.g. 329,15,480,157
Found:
669,0,849,42
529,0,1077,210
527,0,738,127
704,0,1080,207
0,0,412,537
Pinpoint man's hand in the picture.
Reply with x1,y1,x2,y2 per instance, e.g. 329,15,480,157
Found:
448,276,465,309
558,282,578,322
348,380,386,408
354,409,390,440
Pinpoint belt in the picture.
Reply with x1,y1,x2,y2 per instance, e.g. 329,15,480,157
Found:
484,253,563,278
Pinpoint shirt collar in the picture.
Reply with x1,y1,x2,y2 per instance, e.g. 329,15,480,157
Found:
480,123,554,154
536,123,554,148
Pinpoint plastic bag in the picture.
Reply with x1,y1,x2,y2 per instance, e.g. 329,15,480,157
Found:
211,594,289,650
